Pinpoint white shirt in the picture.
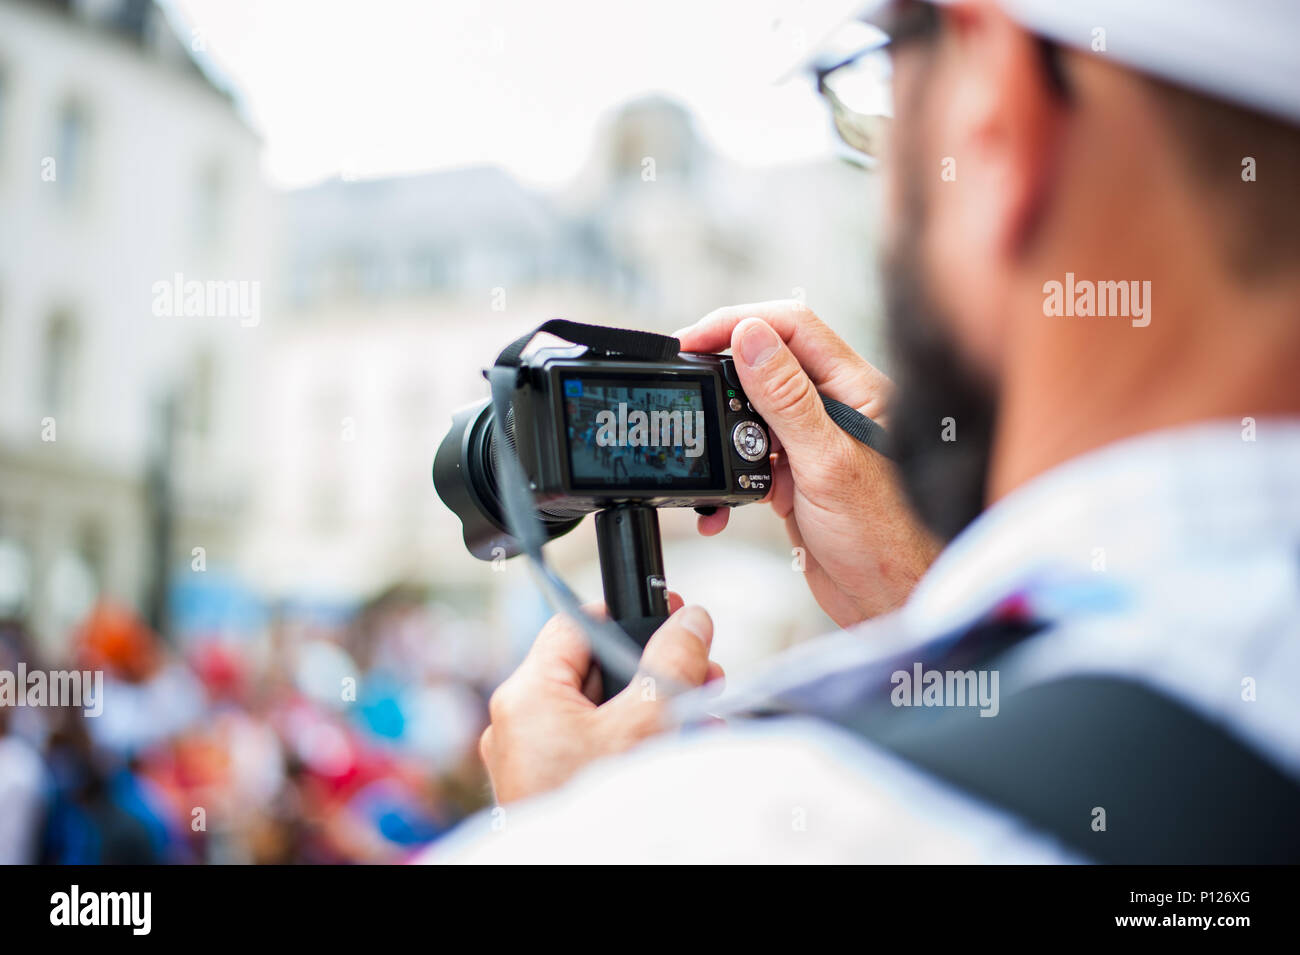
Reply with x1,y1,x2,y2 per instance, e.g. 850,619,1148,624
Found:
426,419,1300,863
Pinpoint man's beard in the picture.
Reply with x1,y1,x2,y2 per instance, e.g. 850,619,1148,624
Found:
882,219,997,543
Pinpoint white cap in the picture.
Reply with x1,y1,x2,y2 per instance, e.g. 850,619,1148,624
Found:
776,0,1300,126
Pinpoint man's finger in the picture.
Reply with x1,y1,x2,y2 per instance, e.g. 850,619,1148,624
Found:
676,301,891,420
730,318,855,468
629,605,714,692
580,662,604,704
768,453,795,520
697,508,730,536
517,603,604,689
675,300,813,351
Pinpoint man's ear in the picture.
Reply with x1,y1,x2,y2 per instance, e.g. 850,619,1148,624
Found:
936,1,1066,258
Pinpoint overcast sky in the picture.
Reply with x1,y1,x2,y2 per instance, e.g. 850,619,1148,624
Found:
167,0,850,189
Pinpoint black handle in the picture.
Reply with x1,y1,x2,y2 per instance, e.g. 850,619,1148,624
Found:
594,505,670,700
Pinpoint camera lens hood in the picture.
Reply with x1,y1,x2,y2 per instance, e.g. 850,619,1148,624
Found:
433,399,581,561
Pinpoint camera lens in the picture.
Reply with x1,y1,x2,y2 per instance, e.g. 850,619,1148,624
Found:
433,399,583,561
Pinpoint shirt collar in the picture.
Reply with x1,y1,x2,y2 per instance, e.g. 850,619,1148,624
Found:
904,417,1300,637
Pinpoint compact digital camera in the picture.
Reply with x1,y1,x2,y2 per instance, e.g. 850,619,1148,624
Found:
434,344,773,560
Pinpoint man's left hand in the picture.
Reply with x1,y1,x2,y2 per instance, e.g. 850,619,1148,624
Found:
479,594,723,803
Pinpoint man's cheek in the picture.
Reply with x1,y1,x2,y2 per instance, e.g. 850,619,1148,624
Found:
880,141,908,249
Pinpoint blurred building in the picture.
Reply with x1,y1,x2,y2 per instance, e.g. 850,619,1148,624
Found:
0,1,884,669
567,96,887,359
244,164,637,606
0,0,270,653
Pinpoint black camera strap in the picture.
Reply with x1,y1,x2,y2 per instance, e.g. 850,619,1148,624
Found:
494,318,682,369
487,318,894,697
487,322,682,692
822,395,892,458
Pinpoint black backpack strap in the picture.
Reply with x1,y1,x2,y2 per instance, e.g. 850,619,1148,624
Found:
835,674,1300,863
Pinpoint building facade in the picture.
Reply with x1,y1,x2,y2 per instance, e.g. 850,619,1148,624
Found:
0,0,269,652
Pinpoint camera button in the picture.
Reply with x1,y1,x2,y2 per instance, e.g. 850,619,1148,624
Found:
728,397,742,412
731,421,769,462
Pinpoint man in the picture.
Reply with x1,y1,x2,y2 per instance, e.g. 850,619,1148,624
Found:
0,630,47,865
431,0,1300,862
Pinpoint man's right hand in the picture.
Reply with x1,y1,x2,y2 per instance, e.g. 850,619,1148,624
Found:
676,301,940,627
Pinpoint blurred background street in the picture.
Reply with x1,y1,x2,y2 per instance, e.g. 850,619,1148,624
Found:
0,0,885,862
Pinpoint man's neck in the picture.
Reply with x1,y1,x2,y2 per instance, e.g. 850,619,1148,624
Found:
987,273,1300,504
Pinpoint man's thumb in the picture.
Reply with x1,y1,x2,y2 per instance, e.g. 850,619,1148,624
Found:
626,605,713,697
731,317,834,458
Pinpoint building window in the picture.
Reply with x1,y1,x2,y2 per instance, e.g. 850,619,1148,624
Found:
42,311,78,418
0,68,8,165
194,160,226,248
0,538,33,619
332,249,382,300
184,348,216,438
54,98,92,201
410,249,453,293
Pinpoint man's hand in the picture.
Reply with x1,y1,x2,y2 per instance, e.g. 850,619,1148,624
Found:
480,594,723,804
677,301,940,626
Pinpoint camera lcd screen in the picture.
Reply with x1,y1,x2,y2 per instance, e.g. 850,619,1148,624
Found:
561,375,720,491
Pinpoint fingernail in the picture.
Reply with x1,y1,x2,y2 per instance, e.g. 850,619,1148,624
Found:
676,606,713,649
669,324,694,338
737,318,779,368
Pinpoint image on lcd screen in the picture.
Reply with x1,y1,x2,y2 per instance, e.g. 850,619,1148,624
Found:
563,377,713,489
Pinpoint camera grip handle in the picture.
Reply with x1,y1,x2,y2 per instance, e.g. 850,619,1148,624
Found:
594,505,670,700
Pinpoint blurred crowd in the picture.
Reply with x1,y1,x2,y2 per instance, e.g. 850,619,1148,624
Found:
0,591,497,864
